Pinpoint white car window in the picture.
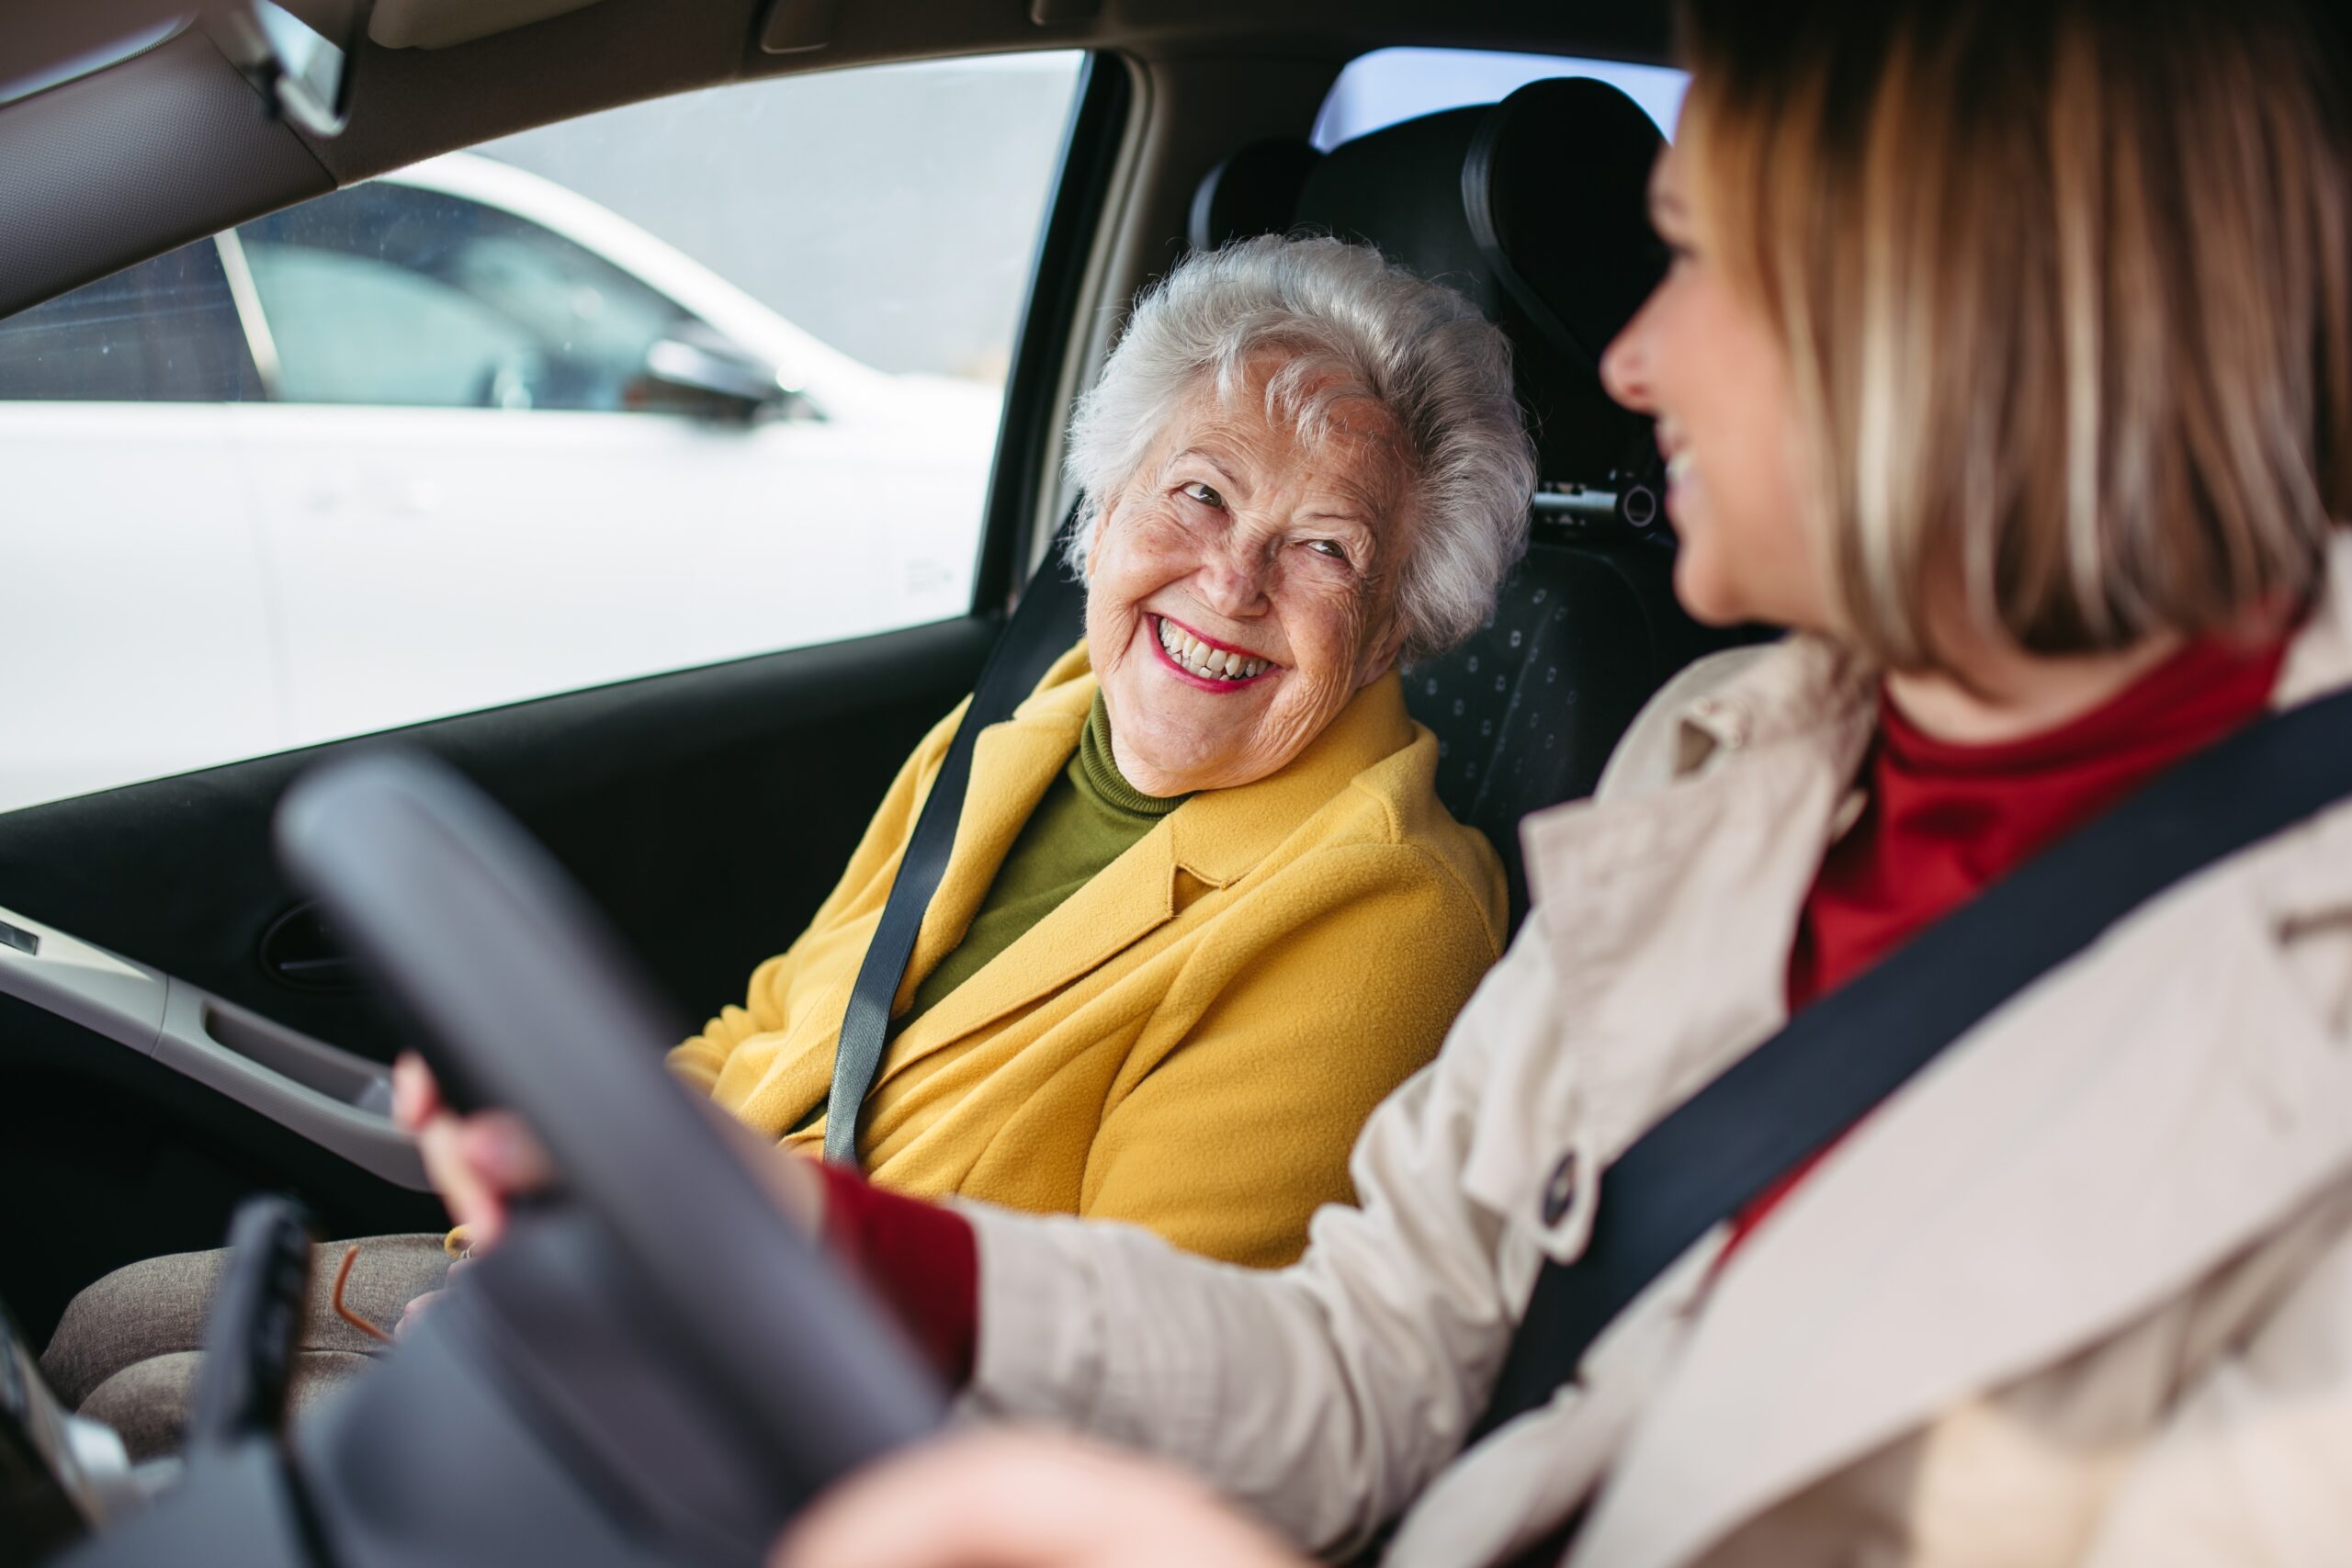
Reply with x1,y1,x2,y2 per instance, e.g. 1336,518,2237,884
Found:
0,51,1085,815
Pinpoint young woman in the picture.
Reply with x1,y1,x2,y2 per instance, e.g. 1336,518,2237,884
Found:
438,1,2352,1562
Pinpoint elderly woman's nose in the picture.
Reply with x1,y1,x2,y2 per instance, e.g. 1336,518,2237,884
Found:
1193,538,1275,615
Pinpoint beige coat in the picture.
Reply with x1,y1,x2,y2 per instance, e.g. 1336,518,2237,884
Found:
963,539,2352,1567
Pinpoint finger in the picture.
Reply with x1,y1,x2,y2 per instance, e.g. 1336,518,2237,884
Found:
416,1114,507,1249
458,1111,555,1194
390,1053,441,1134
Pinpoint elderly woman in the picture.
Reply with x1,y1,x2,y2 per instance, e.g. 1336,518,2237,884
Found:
654,232,1527,1261
41,233,1535,1453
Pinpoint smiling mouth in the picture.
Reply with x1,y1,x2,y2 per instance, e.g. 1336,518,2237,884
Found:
1151,615,1275,685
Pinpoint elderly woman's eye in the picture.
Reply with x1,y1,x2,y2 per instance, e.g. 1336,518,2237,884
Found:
1307,539,1352,564
1180,481,1225,509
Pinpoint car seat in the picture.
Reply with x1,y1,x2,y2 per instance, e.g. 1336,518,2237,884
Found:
1189,79,1761,928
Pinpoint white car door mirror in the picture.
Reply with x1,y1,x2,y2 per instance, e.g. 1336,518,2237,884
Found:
638,330,819,425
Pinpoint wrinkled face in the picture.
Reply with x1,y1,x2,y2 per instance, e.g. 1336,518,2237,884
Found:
1600,146,1834,634
1084,367,1409,796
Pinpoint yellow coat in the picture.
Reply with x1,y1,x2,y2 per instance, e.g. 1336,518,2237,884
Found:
667,641,1506,1268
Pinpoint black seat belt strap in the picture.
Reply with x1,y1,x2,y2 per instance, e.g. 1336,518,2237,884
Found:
824,516,1087,1167
1468,682,2352,1447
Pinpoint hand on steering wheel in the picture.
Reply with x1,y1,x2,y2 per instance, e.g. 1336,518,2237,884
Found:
775,1431,1306,1568
392,1051,829,1261
391,1051,554,1251
284,748,944,1517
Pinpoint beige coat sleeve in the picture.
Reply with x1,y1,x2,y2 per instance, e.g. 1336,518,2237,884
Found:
962,922,1557,1555
957,664,1715,1554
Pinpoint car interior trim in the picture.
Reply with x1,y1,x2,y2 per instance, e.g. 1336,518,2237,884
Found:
970,51,1136,611
0,901,425,1191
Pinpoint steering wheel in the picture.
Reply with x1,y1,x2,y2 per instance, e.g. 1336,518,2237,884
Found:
52,749,944,1568
51,750,946,1568
295,744,943,1434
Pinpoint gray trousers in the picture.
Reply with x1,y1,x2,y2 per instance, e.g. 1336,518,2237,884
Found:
39,1234,452,1460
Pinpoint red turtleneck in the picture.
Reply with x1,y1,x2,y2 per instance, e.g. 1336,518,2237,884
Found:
1727,632,2289,1254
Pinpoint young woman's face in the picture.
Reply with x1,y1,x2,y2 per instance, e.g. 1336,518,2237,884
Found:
1601,146,1836,635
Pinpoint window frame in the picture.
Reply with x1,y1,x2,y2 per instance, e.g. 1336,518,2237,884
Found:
967,51,1135,622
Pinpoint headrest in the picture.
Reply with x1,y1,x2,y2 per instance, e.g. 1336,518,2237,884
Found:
1190,140,1323,253
1465,78,1667,391
1187,78,1667,484
1291,106,1500,320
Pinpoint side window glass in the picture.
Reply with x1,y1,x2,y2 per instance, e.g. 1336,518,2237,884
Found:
0,242,261,401
235,178,694,411
1312,47,1689,149
0,51,1088,816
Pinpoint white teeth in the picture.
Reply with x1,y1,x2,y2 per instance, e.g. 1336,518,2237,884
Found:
1155,617,1270,682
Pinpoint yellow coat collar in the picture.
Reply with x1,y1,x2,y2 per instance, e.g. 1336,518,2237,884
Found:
889,639,1418,1066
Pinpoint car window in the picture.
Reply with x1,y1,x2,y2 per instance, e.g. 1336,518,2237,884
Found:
1311,47,1689,150
0,51,1088,815
0,242,262,401
235,181,694,411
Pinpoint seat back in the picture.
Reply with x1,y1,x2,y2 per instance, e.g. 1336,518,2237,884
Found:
1201,80,1759,925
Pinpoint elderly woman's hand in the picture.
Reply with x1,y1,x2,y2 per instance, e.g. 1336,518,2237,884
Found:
773,1431,1306,1568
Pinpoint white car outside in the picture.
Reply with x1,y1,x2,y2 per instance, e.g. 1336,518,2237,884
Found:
0,152,1002,816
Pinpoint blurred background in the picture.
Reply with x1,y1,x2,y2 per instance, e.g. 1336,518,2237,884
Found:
479,54,1080,381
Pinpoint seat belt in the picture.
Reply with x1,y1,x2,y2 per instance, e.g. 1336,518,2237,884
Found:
823,518,1088,1167
1466,680,2352,1450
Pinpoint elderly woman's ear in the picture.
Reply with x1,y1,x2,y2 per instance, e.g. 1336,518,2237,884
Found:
1355,604,1411,691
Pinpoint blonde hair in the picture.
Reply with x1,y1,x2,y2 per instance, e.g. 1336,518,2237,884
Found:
1677,0,2352,665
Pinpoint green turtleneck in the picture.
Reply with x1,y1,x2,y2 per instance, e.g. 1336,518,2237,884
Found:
904,690,1188,1026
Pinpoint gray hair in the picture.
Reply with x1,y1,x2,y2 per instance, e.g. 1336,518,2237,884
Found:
1063,234,1535,659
